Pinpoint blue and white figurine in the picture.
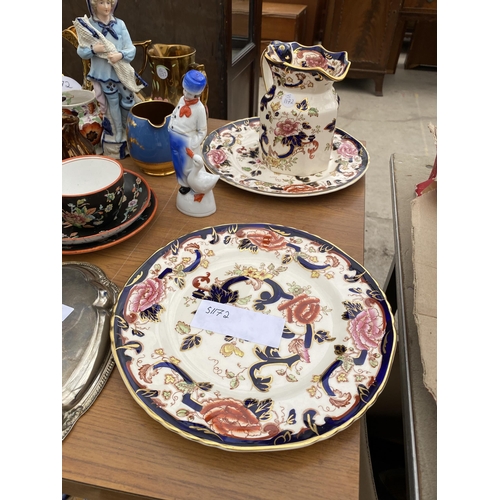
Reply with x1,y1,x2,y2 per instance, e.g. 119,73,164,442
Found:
175,149,219,217
74,0,145,159
168,70,219,217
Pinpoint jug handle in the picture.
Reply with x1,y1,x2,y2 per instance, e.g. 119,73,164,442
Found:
260,50,272,92
131,40,151,102
133,39,152,79
189,62,209,107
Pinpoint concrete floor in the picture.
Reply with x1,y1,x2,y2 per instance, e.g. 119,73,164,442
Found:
334,52,437,288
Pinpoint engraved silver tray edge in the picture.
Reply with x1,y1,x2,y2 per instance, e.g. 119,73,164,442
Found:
62,261,119,441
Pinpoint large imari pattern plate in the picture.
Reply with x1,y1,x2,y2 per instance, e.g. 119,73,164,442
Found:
111,224,396,451
202,118,369,197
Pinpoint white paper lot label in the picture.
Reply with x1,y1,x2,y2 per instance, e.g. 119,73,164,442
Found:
62,304,74,321
191,299,285,348
282,93,295,107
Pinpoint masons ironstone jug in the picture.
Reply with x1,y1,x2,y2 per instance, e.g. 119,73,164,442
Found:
259,41,351,177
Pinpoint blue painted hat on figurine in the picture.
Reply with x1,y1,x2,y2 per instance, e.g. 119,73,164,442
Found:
182,70,207,96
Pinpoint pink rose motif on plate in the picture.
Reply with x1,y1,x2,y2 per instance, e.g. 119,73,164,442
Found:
236,228,288,252
337,140,359,159
278,293,321,325
200,398,280,440
274,118,300,137
125,277,167,323
201,398,261,439
348,306,385,351
297,50,329,70
207,148,227,167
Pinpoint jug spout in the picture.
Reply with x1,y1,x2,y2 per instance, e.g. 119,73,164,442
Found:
262,41,350,84
126,100,176,176
130,100,175,127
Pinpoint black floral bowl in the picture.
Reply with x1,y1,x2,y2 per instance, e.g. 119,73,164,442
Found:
62,155,125,230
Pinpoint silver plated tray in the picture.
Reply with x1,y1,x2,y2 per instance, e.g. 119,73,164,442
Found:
62,262,119,440
202,117,369,197
111,223,396,451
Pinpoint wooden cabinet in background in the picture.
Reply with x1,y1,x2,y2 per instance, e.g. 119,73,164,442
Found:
234,1,307,59
260,2,307,55
322,0,403,96
404,19,437,69
229,0,263,121
262,0,323,45
387,0,437,72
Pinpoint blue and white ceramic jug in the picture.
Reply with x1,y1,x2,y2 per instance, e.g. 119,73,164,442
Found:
259,41,350,177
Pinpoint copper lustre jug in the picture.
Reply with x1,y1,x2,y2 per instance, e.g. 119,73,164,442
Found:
62,114,95,159
147,44,208,106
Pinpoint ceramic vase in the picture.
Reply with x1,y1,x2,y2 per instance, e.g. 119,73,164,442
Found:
126,100,176,176
62,89,103,154
259,41,350,177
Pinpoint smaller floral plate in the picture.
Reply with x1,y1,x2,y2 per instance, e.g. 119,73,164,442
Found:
111,223,396,451
62,192,157,255
202,118,369,197
62,170,151,246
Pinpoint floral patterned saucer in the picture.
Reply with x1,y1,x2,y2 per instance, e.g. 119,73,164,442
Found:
62,192,157,255
202,118,369,197
62,170,151,246
111,223,396,451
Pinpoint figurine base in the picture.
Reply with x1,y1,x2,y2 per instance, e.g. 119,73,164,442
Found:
176,189,216,217
103,140,129,160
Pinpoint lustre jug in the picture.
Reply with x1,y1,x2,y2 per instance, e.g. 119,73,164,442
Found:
126,100,176,176
62,114,95,159
259,41,350,177
147,44,209,107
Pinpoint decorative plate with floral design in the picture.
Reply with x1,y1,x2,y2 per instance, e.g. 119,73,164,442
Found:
62,170,152,246
111,223,396,451
202,118,369,197
62,192,157,255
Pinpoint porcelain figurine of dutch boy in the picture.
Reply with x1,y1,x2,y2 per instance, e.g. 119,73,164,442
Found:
168,70,219,217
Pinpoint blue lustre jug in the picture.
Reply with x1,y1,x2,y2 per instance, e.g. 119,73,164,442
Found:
126,100,176,176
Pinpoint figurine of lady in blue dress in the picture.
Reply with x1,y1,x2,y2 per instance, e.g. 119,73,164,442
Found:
74,0,145,159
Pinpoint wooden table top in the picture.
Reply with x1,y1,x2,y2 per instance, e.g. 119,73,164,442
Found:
62,118,366,500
